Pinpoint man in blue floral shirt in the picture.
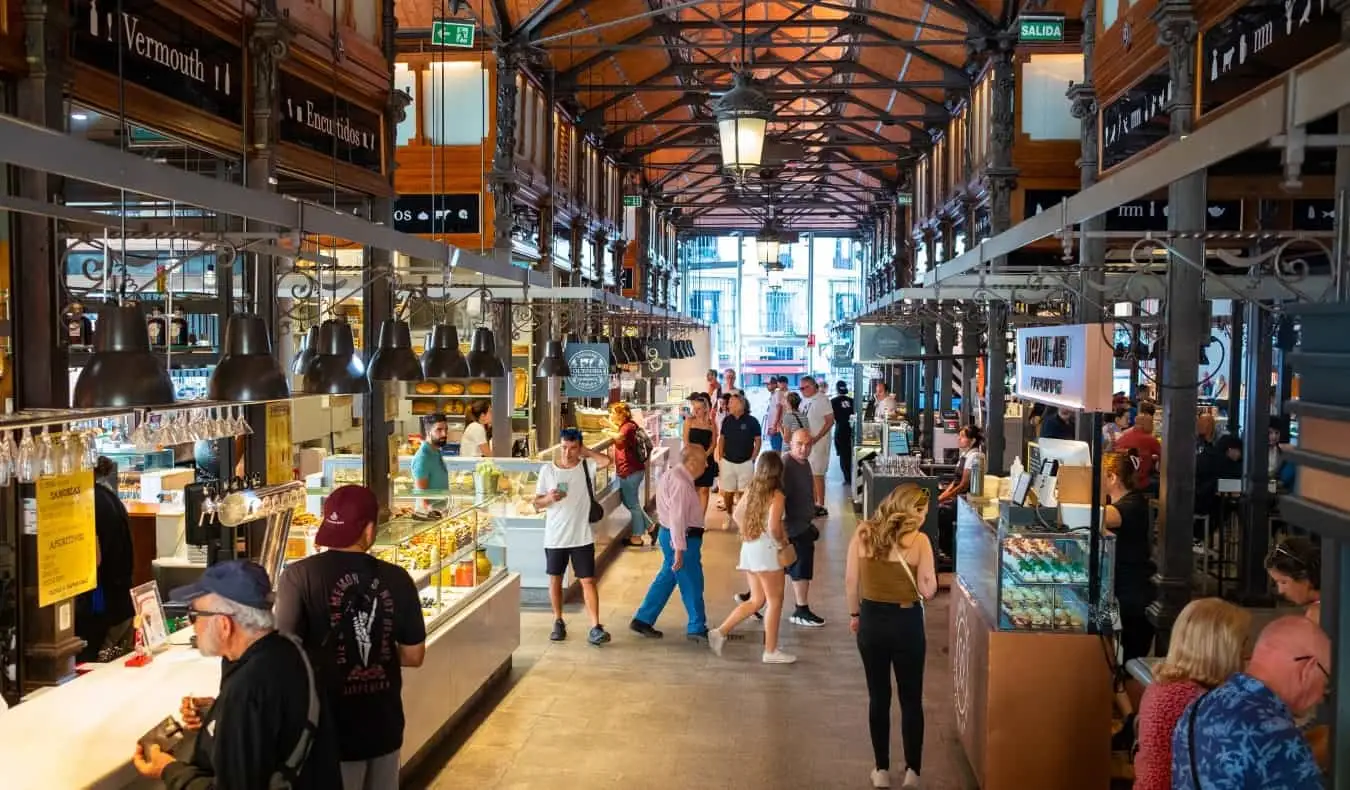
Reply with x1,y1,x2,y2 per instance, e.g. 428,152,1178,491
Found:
1172,616,1330,789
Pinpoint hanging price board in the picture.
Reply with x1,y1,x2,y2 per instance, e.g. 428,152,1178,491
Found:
36,470,98,607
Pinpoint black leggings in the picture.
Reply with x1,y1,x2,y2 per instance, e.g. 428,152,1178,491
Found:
857,600,926,774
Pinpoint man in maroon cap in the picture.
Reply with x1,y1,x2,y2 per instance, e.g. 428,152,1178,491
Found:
275,485,426,790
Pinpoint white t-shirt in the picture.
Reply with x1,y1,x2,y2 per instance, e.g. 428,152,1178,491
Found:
460,421,488,458
961,449,985,474
802,392,832,438
876,395,899,420
535,460,598,549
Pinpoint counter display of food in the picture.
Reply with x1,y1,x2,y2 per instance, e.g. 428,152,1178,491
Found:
950,496,1113,790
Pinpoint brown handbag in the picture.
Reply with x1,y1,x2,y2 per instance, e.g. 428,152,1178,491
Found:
777,540,798,568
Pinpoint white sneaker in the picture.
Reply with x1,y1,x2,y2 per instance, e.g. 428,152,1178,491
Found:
870,769,891,788
761,649,797,664
707,627,726,657
902,769,920,788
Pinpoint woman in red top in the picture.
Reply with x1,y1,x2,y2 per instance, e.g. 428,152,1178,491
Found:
1132,597,1249,790
611,402,653,547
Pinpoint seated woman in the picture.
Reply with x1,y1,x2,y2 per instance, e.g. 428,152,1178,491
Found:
935,425,985,565
1266,536,1321,625
1132,597,1249,790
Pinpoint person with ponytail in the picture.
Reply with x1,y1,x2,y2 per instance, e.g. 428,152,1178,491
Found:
845,483,937,789
1103,449,1158,663
935,425,985,566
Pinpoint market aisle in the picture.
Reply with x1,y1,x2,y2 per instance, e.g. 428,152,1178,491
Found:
411,472,978,790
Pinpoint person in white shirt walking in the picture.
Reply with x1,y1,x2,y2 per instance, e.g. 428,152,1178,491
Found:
533,428,614,646
764,376,786,452
800,376,835,516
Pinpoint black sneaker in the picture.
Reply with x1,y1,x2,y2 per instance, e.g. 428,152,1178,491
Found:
588,625,612,647
550,619,567,642
629,619,664,639
814,506,828,518
790,609,827,628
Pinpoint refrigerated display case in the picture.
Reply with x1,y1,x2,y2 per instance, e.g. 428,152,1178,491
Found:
949,496,1113,790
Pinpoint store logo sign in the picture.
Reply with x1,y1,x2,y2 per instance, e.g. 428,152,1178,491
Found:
392,194,479,235
71,0,242,123
279,71,383,173
563,343,611,398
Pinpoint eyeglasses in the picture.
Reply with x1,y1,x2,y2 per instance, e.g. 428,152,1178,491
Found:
187,607,231,624
1267,543,1307,569
1294,655,1332,693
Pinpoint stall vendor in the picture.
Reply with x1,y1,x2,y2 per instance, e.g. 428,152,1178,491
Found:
412,414,450,511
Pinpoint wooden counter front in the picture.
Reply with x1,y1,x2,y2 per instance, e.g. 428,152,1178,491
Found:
950,579,1113,790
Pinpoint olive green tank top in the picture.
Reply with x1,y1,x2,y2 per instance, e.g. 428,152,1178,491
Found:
860,556,921,605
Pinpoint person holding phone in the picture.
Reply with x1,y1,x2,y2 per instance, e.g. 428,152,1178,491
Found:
534,428,614,646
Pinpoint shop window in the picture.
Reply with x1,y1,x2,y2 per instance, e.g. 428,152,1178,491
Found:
421,62,488,145
393,63,417,146
1021,54,1083,140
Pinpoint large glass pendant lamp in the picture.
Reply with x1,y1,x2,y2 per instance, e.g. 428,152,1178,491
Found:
714,72,771,173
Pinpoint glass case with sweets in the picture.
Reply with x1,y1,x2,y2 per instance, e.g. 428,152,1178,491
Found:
956,500,1115,633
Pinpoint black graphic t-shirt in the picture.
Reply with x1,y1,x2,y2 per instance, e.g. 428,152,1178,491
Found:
276,551,426,761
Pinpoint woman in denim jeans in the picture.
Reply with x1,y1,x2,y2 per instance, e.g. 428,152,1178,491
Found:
611,403,653,547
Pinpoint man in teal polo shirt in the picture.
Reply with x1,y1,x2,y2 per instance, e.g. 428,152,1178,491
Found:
412,415,450,512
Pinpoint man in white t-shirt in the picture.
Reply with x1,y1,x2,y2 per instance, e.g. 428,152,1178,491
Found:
533,428,614,646
799,376,835,516
873,380,899,421
764,376,786,452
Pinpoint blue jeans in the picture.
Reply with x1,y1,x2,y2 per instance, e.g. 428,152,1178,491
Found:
634,529,706,634
619,472,650,536
769,433,783,452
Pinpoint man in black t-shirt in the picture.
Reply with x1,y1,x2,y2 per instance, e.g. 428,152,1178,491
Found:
716,393,762,514
276,485,427,790
830,381,856,485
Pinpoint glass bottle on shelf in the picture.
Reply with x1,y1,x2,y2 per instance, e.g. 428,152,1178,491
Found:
169,307,188,347
147,308,167,348
64,303,93,346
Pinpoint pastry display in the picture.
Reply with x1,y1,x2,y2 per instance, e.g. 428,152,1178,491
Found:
414,381,439,395
440,382,466,395
999,583,1086,631
996,536,1092,631
467,380,491,395
411,399,437,414
1001,537,1088,584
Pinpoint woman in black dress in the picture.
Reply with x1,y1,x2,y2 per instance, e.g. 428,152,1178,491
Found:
1103,449,1156,662
684,393,719,515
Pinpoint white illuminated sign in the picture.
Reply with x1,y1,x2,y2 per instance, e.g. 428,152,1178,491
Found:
1014,323,1115,412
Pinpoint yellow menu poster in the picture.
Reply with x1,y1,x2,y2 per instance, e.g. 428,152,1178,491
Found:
266,401,293,485
36,470,97,607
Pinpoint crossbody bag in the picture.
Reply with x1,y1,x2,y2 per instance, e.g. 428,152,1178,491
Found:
581,462,604,524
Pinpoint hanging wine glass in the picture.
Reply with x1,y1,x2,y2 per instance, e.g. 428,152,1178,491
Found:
212,407,231,440
0,431,13,487
38,425,56,479
17,428,37,484
233,405,253,436
58,431,78,476
80,430,98,471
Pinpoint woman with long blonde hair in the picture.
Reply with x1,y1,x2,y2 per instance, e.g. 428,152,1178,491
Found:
1132,598,1249,790
845,483,937,789
706,452,795,664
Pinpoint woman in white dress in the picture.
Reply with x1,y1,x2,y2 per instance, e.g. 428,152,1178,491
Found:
707,452,796,664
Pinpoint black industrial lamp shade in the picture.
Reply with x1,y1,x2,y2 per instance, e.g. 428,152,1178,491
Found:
73,302,176,408
208,313,290,401
466,327,506,377
368,319,424,382
303,319,369,394
421,324,469,379
291,325,318,375
613,336,631,364
536,340,572,378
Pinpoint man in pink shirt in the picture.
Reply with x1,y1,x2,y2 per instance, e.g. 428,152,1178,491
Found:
631,447,709,641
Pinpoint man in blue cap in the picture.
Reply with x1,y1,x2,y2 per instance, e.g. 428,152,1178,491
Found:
132,559,340,790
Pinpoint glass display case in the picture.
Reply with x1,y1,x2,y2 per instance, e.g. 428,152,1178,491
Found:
956,499,1115,633
280,493,509,632
632,401,685,444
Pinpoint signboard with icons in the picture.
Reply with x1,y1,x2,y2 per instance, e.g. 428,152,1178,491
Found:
1200,0,1339,116
1291,198,1336,231
1023,190,1242,232
1099,68,1172,171
392,194,480,235
279,71,383,172
1014,324,1115,412
70,0,243,123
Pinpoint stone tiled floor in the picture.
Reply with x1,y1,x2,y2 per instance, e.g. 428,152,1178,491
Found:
409,474,978,790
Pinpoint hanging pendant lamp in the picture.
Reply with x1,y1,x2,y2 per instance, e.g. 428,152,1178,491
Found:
208,314,290,401
303,318,369,394
421,324,469,379
73,302,176,408
536,340,572,378
368,319,424,382
466,327,506,377
291,325,319,375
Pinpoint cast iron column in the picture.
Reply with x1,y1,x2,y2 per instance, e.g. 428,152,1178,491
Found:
243,2,292,480
1150,0,1204,651
961,313,978,426
1070,0,1105,445
13,0,79,691
923,316,938,456
1226,304,1243,436
1237,300,1273,604
490,47,521,256
981,33,1018,475
939,315,955,412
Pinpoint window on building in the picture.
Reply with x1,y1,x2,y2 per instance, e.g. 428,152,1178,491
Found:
393,63,417,146
421,62,488,145
763,345,797,361
765,291,794,334
690,290,720,324
834,292,860,321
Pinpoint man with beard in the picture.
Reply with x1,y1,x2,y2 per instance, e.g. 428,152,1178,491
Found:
412,414,450,512
133,560,341,789
277,485,426,790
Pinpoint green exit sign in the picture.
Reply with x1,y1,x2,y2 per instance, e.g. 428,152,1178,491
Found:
431,20,475,48
1018,14,1065,43
623,195,643,208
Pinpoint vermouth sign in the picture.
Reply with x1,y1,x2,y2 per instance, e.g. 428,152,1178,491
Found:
70,0,243,123
278,71,383,173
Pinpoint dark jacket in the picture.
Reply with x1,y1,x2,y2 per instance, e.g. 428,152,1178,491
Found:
75,483,136,660
163,632,341,790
